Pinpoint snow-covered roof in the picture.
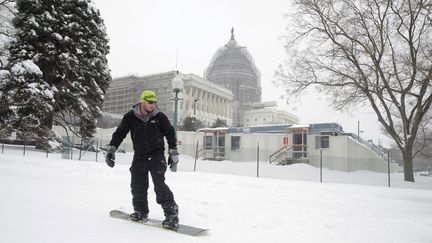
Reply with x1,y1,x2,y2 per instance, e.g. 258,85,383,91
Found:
197,127,229,132
289,124,310,129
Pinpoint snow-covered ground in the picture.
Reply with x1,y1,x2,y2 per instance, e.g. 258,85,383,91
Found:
1,147,432,243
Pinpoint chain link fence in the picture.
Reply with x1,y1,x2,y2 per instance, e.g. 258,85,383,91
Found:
1,136,431,191
183,143,432,190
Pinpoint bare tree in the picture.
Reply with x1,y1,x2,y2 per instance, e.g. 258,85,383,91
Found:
414,111,432,159
276,0,432,182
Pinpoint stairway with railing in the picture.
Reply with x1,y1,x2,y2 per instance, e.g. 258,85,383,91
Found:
269,145,309,165
269,144,290,164
350,133,394,163
196,146,225,161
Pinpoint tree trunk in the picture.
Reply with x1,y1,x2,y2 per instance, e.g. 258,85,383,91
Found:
35,113,55,150
401,151,415,182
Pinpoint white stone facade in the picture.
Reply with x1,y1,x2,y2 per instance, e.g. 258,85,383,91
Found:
180,73,233,126
102,71,233,126
243,107,299,127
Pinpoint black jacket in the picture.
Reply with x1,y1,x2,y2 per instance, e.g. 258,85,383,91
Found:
109,107,177,156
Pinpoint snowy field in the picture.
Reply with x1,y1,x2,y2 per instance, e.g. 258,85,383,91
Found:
1,147,432,243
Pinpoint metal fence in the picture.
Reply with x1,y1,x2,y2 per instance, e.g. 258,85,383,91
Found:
1,139,431,191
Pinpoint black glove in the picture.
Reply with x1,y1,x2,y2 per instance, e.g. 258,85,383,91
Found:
168,149,179,171
105,145,117,168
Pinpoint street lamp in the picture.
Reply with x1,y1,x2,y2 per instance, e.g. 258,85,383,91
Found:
171,73,184,133
357,120,364,141
171,73,183,173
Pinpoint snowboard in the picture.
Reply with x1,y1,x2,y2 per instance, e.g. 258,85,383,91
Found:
109,210,208,236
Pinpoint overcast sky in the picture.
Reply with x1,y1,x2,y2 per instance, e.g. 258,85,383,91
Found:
92,0,391,146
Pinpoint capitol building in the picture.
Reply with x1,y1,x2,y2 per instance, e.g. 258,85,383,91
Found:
102,29,297,127
204,28,262,126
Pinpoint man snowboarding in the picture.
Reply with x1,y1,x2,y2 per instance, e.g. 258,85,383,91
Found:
105,90,179,230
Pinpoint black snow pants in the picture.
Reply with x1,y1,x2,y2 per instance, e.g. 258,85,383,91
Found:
129,152,177,215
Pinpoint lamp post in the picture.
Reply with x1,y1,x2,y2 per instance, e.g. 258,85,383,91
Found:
171,74,184,133
357,120,360,141
171,73,183,172
357,120,364,141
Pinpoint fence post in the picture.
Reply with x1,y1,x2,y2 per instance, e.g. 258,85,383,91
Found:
79,138,83,160
387,150,391,187
320,149,323,183
70,137,74,160
2,142,4,154
96,139,99,162
257,143,260,178
194,141,199,172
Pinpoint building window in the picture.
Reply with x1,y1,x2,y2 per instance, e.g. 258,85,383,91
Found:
316,136,329,149
205,136,213,149
231,136,241,151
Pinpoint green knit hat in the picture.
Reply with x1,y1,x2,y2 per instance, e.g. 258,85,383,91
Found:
140,90,157,102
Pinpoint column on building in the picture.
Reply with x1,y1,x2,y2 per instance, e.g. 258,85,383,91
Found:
206,92,210,115
198,89,203,116
180,89,185,116
209,93,213,115
191,87,196,117
216,95,219,116
215,96,220,116
220,98,224,118
192,87,198,116
192,87,197,116
211,93,215,115
204,91,209,114
185,87,191,115
225,98,229,118
214,95,218,116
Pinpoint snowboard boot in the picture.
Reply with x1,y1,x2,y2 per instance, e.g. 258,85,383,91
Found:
130,211,148,222
162,214,179,230
162,203,179,230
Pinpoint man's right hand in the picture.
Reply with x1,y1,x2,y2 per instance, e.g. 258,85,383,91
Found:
105,145,117,168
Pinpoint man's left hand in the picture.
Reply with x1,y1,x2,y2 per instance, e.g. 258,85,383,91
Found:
168,149,179,171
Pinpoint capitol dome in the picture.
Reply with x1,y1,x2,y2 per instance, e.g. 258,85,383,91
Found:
204,28,262,126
